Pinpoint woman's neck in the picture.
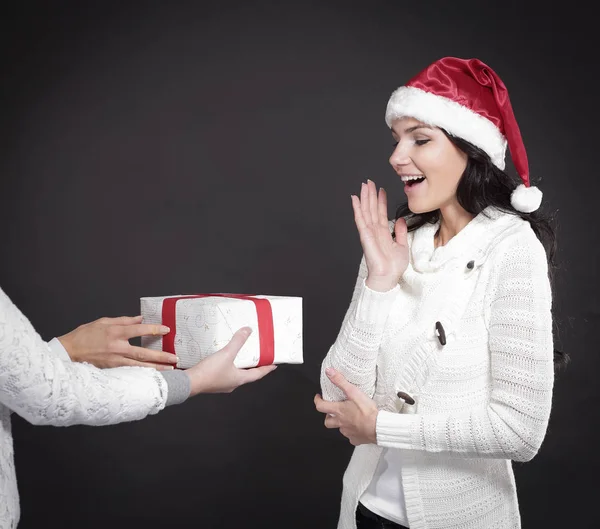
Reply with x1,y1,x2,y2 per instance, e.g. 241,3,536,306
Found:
435,202,475,248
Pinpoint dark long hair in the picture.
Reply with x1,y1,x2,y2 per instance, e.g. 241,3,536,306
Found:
394,130,568,369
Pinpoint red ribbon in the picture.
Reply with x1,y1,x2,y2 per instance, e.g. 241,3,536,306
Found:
161,294,275,367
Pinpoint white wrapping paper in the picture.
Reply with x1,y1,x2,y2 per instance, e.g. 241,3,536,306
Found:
141,294,303,369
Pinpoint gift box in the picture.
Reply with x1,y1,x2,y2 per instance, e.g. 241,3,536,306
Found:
140,294,303,369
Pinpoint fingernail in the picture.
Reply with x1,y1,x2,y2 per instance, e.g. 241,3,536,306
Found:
243,327,253,336
160,325,170,334
172,356,180,364
326,367,335,377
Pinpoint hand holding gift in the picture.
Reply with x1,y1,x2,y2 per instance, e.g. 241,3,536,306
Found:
57,315,178,370
141,293,303,369
185,327,277,395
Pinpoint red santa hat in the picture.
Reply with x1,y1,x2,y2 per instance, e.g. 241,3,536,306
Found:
385,57,542,213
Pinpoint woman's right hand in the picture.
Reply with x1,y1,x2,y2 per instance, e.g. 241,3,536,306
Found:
351,179,409,292
185,327,277,396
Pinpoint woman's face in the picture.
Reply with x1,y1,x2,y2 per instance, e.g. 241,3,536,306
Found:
389,117,468,214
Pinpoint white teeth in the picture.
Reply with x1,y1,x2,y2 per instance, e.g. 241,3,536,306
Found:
401,175,425,182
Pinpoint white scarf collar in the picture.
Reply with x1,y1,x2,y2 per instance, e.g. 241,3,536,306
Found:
408,206,524,274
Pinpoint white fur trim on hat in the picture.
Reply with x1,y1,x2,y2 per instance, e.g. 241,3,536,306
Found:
510,183,542,213
385,86,508,170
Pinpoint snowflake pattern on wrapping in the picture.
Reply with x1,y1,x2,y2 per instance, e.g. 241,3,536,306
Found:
141,295,303,369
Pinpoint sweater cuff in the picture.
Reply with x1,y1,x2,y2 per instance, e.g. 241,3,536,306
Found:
161,370,191,406
47,337,72,362
354,280,400,325
376,410,418,450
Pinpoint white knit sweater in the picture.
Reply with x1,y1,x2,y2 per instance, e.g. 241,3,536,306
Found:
320,207,554,529
0,287,169,528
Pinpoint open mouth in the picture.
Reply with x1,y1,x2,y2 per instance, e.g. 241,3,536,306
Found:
401,175,426,188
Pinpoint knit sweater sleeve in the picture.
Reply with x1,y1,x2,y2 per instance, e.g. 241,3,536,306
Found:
0,286,169,426
375,234,554,462
320,255,400,402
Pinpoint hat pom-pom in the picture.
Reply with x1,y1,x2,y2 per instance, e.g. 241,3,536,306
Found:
511,183,542,213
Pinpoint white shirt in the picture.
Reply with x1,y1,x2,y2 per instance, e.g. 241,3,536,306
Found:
360,447,409,526
47,337,71,361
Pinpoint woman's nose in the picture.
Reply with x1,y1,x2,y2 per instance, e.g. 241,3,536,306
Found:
389,144,411,169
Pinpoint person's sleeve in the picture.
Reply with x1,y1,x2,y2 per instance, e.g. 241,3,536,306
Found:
0,286,170,426
161,370,191,406
47,337,71,362
320,254,400,402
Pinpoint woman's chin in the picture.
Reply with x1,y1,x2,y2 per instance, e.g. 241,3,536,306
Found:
407,199,437,215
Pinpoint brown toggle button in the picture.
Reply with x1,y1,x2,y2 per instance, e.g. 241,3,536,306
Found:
435,321,447,346
466,260,475,270
397,391,415,405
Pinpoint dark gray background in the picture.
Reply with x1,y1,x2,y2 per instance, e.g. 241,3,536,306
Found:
0,1,597,527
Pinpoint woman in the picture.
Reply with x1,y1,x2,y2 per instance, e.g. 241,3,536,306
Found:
314,57,560,529
0,286,276,527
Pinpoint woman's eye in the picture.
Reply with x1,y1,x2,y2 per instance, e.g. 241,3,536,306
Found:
415,139,430,146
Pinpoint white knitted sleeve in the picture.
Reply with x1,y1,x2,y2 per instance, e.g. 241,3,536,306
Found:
320,255,400,402
0,286,167,426
376,235,554,462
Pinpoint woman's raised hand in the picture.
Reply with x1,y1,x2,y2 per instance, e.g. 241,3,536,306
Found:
351,180,408,292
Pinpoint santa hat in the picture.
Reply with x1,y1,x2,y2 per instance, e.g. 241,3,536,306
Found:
385,57,542,213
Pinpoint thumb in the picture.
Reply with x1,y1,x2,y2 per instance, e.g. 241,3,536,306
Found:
221,327,253,359
394,217,408,245
325,368,357,400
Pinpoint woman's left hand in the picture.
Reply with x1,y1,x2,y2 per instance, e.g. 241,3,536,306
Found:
314,368,379,446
